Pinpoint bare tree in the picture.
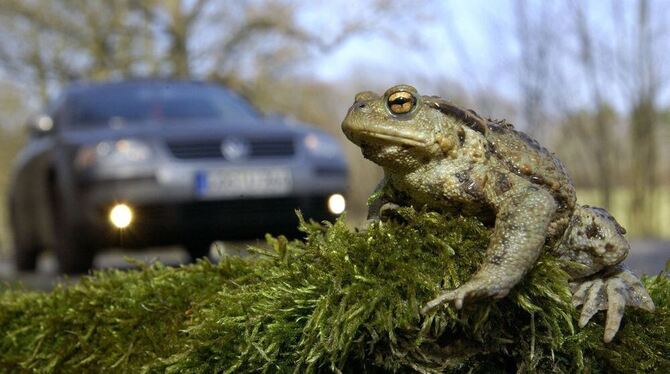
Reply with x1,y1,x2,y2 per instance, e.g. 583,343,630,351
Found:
134,0,213,78
626,0,661,235
0,0,155,103
513,0,553,138
571,1,615,209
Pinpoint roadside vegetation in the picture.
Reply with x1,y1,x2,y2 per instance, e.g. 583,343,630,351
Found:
577,188,670,238
0,129,24,256
1,209,668,372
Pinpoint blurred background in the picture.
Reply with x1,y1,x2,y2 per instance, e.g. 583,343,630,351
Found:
0,0,668,282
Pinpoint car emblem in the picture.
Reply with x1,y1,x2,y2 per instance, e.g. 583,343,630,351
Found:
221,138,250,160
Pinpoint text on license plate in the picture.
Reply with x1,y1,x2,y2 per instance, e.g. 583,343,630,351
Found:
195,168,292,198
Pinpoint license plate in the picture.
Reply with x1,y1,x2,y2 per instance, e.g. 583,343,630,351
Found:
195,167,292,198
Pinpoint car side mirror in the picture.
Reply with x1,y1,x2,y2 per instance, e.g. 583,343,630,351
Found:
26,114,54,136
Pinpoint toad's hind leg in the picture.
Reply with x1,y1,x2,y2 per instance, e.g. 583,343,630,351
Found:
570,266,654,342
557,205,655,342
556,205,629,278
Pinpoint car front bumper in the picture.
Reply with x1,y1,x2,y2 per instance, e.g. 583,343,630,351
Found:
73,160,347,249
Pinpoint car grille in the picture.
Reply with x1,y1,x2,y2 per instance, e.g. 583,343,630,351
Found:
313,165,347,177
166,138,295,160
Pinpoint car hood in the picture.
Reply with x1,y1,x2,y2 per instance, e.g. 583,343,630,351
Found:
60,118,311,145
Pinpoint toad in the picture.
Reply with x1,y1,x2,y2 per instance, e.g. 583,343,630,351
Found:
341,84,655,343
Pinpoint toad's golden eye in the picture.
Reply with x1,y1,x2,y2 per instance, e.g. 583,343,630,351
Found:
387,91,416,115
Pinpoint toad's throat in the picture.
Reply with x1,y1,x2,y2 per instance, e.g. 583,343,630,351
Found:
358,130,428,147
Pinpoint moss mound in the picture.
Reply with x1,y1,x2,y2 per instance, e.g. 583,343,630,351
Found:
1,208,669,373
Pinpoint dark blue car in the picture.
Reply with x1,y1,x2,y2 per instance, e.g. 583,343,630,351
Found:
8,80,348,273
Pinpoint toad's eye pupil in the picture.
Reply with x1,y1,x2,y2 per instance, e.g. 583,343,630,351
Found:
391,97,408,104
387,91,416,114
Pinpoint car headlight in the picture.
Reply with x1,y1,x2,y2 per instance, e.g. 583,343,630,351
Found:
75,139,154,169
327,193,346,215
109,203,134,229
303,133,342,158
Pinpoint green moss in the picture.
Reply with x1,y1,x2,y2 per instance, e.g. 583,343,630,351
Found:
0,208,668,373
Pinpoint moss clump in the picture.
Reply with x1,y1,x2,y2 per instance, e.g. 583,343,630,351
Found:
0,208,668,373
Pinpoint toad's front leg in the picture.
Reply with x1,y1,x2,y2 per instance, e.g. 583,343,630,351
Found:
423,185,557,312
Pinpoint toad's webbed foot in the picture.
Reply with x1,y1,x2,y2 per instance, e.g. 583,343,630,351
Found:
422,275,511,314
571,267,655,343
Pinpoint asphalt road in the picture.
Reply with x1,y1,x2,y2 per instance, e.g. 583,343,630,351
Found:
623,239,670,276
0,239,668,291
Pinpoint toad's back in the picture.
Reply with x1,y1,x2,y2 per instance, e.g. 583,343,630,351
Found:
484,120,577,240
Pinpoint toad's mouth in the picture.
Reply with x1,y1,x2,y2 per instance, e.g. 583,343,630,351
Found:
357,130,429,147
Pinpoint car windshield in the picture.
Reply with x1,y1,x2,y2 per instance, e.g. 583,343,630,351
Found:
67,83,259,127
